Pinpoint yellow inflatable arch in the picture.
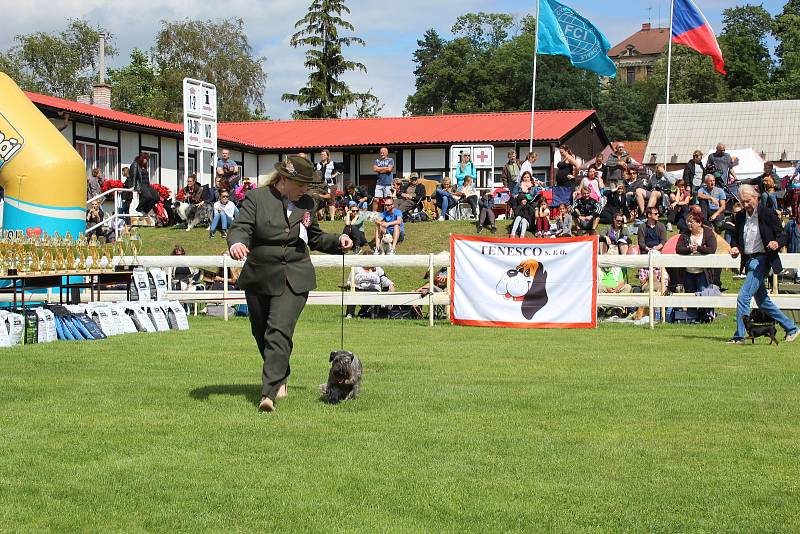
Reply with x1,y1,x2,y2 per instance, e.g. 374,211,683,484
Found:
0,72,86,237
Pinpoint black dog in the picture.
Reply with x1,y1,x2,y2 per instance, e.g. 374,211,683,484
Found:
742,315,779,345
320,350,363,404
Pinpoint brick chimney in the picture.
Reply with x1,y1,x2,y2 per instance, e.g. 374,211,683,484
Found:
91,33,112,109
641,23,651,30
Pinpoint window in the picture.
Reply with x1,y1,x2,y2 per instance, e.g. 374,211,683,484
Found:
75,141,96,177
178,154,197,191
143,150,160,184
626,67,636,85
98,145,119,181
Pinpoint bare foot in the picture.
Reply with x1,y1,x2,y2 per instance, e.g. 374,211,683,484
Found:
258,396,275,412
276,384,288,399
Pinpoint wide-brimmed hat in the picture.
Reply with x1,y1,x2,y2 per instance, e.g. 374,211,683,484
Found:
274,155,320,184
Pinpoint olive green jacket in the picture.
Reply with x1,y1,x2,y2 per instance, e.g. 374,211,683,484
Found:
227,186,342,295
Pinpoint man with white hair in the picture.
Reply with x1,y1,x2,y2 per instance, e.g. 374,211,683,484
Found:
728,184,798,343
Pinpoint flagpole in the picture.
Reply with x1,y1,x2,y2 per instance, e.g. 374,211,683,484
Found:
529,0,540,156
664,0,674,169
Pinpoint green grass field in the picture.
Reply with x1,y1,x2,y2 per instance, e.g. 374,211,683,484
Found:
1,309,799,531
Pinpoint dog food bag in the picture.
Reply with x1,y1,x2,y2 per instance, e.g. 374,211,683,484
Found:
34,308,58,343
165,301,190,330
146,303,171,332
111,304,139,334
125,304,157,333
0,311,25,346
89,306,119,336
130,268,152,302
149,268,169,301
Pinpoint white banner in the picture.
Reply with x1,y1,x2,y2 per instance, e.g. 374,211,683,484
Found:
450,235,597,328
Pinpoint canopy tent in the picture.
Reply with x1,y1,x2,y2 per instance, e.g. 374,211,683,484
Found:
666,148,794,185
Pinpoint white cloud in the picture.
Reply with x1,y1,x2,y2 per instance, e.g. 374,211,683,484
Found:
2,0,784,119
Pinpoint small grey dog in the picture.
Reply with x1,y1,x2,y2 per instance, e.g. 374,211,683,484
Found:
320,350,363,404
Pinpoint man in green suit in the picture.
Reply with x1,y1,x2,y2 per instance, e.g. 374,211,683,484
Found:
227,155,353,412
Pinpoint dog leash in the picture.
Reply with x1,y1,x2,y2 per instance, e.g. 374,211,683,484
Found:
340,251,345,350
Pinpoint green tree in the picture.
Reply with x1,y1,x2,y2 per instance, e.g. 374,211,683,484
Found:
769,0,800,98
718,4,774,100
151,18,267,122
451,12,514,50
0,19,114,99
405,14,599,116
108,49,166,117
282,0,379,119
597,78,651,141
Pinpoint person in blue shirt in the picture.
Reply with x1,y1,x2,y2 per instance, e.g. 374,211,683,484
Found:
454,152,476,188
373,198,404,255
371,146,394,211
216,149,240,189
696,174,727,232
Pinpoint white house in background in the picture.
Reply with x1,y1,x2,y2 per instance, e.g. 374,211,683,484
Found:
26,90,610,196
645,100,800,170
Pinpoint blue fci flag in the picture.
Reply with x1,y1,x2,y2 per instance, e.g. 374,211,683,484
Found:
536,0,617,78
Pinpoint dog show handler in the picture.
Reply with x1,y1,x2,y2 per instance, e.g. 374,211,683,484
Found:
227,155,352,412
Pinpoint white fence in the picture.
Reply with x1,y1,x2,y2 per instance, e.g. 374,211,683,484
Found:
6,252,800,328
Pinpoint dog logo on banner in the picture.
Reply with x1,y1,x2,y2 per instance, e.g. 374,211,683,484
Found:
495,259,549,320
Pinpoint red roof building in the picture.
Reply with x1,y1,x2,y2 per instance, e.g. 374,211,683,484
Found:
608,23,669,85
26,90,609,192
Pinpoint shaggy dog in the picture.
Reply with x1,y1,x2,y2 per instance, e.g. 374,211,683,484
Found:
495,259,549,320
175,201,207,231
320,350,363,404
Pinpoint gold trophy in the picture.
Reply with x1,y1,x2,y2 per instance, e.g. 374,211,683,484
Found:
114,238,126,271
101,242,113,271
87,234,101,272
128,227,142,268
64,232,77,272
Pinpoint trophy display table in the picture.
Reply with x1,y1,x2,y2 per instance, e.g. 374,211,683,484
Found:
0,270,134,307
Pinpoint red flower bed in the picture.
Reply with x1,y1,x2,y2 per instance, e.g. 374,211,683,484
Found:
150,183,172,200
176,189,186,201
101,179,125,192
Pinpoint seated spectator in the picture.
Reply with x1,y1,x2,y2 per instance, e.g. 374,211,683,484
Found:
623,168,641,218
600,181,630,224
696,174,726,232
633,167,664,222
580,167,603,202
395,173,426,214
434,177,459,221
668,179,691,232
741,160,781,213
510,194,535,238
343,202,367,254
588,153,606,181
722,201,742,245
233,177,255,207
341,182,369,210
454,175,479,218
209,190,239,238
599,212,631,255
637,207,668,253
374,198,404,255
638,254,669,293
572,187,600,235
550,203,573,237
518,171,535,195
415,267,448,319
345,265,395,319
170,245,200,290
534,197,550,237
676,211,717,322
598,263,632,295
86,199,104,239
87,167,103,201
476,192,497,234
785,210,800,253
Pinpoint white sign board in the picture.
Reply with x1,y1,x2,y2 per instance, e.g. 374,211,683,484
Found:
450,144,495,169
183,78,217,187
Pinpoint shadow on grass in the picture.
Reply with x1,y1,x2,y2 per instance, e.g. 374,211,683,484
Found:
189,384,261,407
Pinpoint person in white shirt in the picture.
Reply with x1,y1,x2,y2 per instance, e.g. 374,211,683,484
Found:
345,266,395,319
209,190,239,238
515,152,538,195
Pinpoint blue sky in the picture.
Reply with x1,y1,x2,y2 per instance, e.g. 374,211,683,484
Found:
0,0,788,119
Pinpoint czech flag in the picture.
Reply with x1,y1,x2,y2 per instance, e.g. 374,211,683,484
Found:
671,0,726,74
